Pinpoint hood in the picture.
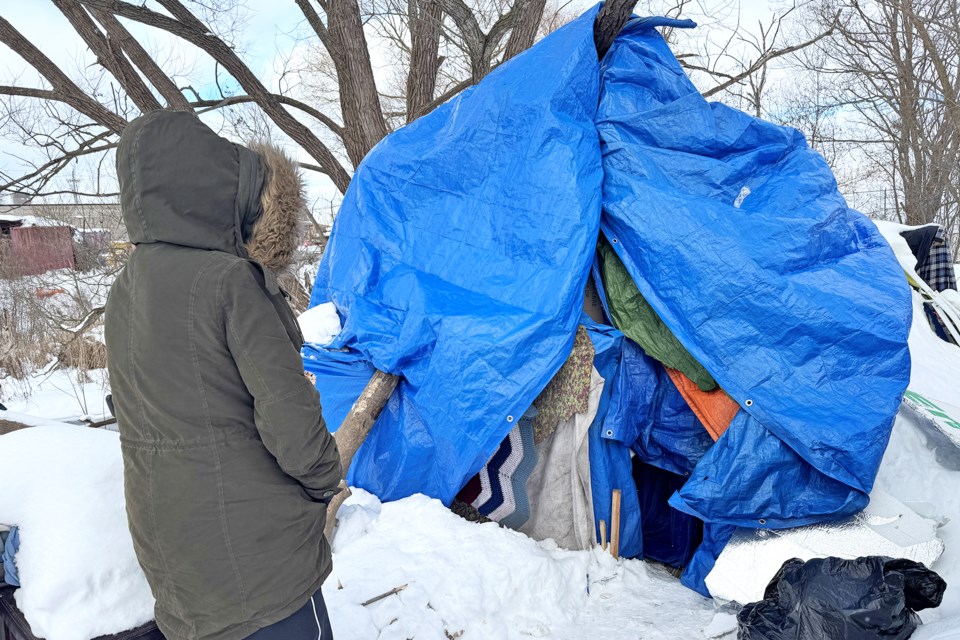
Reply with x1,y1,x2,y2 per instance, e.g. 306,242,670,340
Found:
117,111,305,272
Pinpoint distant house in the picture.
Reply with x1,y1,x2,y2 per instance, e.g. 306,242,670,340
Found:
0,198,124,277
0,213,76,277
0,200,125,241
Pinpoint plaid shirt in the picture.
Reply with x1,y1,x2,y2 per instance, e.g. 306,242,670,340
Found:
918,226,958,292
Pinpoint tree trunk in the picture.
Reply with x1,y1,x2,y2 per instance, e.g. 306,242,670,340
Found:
504,0,547,61
407,0,443,122
594,0,639,59
325,1,390,167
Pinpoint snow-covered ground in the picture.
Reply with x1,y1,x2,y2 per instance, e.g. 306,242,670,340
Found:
2,253,960,639
325,490,725,640
2,367,111,422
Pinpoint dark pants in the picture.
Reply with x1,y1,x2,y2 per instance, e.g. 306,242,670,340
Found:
246,590,333,640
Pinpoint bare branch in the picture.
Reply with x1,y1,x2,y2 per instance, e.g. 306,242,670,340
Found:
0,15,127,134
190,94,344,137
0,86,58,101
701,19,837,99
80,0,352,192
89,8,192,110
51,0,163,113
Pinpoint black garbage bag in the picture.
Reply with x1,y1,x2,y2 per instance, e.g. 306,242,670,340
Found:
738,556,946,640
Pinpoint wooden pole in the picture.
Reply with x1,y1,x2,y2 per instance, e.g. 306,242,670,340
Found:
324,369,399,539
600,519,607,550
610,489,622,559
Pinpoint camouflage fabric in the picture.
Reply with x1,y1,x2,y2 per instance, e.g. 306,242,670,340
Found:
532,326,595,442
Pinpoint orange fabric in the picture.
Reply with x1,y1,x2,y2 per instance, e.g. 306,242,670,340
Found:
666,368,739,441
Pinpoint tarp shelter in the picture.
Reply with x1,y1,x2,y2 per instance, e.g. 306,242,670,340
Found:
306,6,912,595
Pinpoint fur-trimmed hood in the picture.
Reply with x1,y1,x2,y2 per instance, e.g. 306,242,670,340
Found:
245,141,305,274
117,111,305,273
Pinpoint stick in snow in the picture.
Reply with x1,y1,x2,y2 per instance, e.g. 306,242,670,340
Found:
361,583,408,607
324,370,400,538
611,489,622,559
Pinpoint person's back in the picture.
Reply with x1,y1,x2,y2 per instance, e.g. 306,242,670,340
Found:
105,111,342,640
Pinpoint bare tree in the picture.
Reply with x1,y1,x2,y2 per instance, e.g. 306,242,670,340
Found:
671,1,838,115
0,1,561,202
797,0,960,233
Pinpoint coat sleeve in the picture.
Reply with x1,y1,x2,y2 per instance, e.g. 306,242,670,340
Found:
221,261,343,502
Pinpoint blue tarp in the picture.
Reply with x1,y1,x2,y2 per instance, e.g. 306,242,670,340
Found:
309,5,912,596
313,7,604,503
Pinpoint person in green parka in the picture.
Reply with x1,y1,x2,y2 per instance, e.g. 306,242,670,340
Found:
105,111,342,640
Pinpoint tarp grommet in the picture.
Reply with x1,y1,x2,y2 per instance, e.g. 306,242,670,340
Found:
745,398,754,407
605,429,613,437
506,415,514,423
758,518,766,525
611,238,619,244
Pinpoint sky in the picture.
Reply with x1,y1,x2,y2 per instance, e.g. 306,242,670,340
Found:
0,0,780,217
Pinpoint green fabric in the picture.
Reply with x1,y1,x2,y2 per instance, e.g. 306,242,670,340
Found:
105,112,341,640
598,238,717,391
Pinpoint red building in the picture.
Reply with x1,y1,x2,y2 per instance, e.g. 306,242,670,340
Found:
0,215,76,277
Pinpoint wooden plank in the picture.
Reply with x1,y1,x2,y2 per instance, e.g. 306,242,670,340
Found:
610,489,622,559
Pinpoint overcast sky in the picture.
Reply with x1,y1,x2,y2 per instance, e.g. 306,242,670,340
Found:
0,0,778,213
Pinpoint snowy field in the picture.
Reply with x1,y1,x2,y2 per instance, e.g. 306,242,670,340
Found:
2,260,960,639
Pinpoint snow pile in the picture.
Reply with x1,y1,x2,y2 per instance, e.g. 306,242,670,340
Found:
854,222,960,635
903,290,960,419
874,293,960,637
325,490,719,640
298,302,341,346
706,489,944,604
2,367,111,422
0,410,77,429
0,426,154,640
877,412,960,638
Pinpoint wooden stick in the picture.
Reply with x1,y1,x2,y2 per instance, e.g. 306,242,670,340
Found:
599,519,607,550
324,369,400,539
360,583,408,607
85,417,117,428
610,489,622,559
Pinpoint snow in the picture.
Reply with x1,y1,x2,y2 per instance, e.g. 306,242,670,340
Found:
905,291,960,418
2,221,960,639
705,490,945,605
2,368,111,422
942,289,960,322
872,286,960,635
703,613,738,638
0,426,154,640
0,214,63,228
298,302,342,346
0,410,75,429
324,490,721,640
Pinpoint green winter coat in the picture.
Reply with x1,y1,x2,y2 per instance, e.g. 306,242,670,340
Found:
104,111,342,640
